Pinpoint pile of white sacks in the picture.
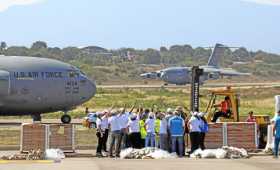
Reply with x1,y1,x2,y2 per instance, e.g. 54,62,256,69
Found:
190,146,249,159
120,146,248,159
120,147,178,159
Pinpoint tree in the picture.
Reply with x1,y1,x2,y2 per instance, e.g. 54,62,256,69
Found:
0,41,7,50
160,46,168,52
31,41,47,50
0,41,7,54
62,47,81,60
4,46,29,56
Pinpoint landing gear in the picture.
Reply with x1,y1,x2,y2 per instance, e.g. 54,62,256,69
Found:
31,114,41,122
61,114,71,124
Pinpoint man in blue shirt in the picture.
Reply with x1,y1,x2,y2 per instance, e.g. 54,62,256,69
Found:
168,111,185,157
273,110,280,158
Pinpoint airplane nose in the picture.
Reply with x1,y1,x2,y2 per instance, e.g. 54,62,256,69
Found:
160,72,165,79
86,78,96,99
140,73,148,78
79,76,96,102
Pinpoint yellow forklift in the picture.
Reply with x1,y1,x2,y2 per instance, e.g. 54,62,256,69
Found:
204,86,270,148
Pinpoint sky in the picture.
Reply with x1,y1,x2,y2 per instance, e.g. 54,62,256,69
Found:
0,0,279,53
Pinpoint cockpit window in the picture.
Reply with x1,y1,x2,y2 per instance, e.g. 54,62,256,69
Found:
68,71,79,78
80,70,86,76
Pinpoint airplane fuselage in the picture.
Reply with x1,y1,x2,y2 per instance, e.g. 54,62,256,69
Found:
0,56,96,116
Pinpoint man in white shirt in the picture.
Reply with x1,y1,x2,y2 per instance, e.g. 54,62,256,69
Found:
108,110,122,157
188,112,202,154
145,113,156,147
159,113,168,151
118,108,131,149
101,110,109,152
127,114,141,148
96,112,107,157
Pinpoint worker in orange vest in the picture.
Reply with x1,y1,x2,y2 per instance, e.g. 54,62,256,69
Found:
211,96,232,122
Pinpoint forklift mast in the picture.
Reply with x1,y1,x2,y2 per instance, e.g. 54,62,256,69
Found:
190,66,204,112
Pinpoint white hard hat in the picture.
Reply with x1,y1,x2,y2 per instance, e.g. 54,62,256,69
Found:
148,112,155,118
198,112,206,117
166,108,173,113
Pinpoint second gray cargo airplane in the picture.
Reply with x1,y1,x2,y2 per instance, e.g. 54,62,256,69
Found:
140,44,251,85
0,55,96,123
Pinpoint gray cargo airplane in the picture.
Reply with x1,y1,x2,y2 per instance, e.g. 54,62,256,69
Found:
140,44,251,85
0,55,96,123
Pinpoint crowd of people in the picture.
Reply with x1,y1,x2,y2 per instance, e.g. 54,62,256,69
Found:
85,106,209,158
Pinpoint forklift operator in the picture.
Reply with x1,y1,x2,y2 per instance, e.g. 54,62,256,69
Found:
211,96,232,122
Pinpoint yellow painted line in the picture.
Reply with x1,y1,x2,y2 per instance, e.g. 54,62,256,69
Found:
0,160,55,164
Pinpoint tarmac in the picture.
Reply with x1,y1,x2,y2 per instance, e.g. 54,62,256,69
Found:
0,156,279,170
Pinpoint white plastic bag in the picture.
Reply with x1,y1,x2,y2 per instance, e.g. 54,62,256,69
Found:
120,148,134,159
200,149,216,158
45,149,65,161
215,149,227,159
190,149,203,158
146,149,177,159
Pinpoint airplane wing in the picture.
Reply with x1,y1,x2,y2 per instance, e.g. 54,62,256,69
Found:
202,67,251,76
216,69,251,76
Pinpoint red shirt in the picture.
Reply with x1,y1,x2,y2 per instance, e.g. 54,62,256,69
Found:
220,101,230,113
246,116,256,122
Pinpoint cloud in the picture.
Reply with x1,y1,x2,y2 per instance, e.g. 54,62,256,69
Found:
242,0,280,5
0,0,44,12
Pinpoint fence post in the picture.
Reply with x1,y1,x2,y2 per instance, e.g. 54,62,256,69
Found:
223,123,228,146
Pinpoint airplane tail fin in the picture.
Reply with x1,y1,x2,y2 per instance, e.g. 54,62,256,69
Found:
207,43,226,68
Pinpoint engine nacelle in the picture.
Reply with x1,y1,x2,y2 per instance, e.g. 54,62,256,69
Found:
208,73,220,80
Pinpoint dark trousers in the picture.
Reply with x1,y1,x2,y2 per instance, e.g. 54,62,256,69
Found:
103,129,109,151
96,132,105,154
274,137,280,157
128,132,141,149
140,138,146,148
212,111,226,122
190,132,200,153
199,132,206,150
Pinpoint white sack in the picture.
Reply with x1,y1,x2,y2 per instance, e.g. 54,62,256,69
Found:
45,149,65,161
215,148,227,159
200,149,216,158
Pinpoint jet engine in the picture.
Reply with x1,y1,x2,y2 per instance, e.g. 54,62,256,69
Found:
208,73,220,80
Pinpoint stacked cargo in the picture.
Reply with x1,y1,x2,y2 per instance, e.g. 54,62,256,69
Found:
204,122,257,150
49,124,74,152
204,123,223,149
227,122,256,149
21,124,47,152
21,123,74,153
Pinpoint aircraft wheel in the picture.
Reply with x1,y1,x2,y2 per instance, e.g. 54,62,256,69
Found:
32,114,41,122
61,114,71,124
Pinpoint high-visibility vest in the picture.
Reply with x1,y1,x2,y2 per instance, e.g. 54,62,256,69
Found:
155,119,160,134
139,120,147,139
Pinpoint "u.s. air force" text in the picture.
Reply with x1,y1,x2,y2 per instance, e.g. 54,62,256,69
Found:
14,72,63,79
